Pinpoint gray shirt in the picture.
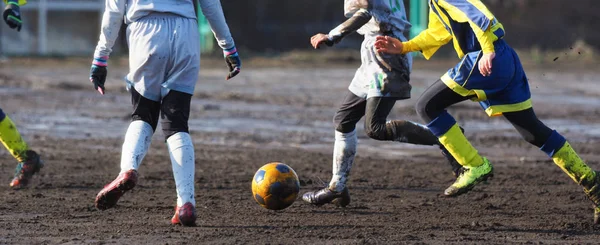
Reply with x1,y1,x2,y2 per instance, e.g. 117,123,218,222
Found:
94,0,235,58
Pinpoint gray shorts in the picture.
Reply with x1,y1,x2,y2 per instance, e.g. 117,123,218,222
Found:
349,36,412,99
125,13,200,102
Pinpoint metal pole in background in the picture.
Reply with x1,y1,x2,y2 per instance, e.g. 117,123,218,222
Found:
38,0,47,55
409,0,427,38
0,17,4,59
195,2,214,54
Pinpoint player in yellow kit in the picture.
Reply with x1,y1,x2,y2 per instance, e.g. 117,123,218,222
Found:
375,0,600,224
2,0,44,188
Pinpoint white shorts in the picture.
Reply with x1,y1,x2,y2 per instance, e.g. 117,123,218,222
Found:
349,36,413,100
126,13,200,102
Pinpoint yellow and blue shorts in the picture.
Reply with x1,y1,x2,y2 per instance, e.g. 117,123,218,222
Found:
441,40,532,117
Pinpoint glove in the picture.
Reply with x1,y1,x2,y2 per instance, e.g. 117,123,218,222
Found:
3,1,22,32
89,56,108,95
223,47,241,80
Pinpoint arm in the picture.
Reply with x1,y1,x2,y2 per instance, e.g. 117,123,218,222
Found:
399,11,452,59
198,0,235,50
437,0,499,76
437,0,497,54
3,0,25,31
374,10,451,59
93,0,126,60
327,9,372,45
310,8,371,49
89,0,125,95
197,0,241,80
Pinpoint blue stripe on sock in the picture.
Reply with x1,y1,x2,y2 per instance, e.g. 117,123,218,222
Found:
426,111,457,137
540,130,567,157
0,108,5,121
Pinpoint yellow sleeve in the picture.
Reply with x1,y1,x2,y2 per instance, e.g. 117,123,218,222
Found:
4,0,26,6
476,28,496,54
437,0,497,54
401,10,452,60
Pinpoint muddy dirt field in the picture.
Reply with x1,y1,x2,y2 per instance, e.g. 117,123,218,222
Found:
1,58,600,244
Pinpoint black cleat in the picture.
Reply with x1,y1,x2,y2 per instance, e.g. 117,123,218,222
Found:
582,171,600,224
302,187,350,207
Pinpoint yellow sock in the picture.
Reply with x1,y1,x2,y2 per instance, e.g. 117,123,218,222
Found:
552,142,596,186
0,116,29,162
439,124,484,168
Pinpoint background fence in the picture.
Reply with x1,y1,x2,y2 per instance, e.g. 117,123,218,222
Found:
0,0,598,56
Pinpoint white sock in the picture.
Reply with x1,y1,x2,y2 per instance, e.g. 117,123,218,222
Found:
120,120,154,173
328,129,357,193
167,132,196,207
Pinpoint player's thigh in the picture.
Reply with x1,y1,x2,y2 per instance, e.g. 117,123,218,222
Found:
131,88,161,131
416,80,469,123
333,91,367,133
364,96,396,129
160,90,192,139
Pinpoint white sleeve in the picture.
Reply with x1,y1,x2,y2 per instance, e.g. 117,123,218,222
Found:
198,0,235,50
93,0,126,59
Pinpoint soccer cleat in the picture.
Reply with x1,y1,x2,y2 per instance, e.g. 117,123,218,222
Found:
171,202,197,227
302,187,350,207
582,171,600,224
9,150,43,188
444,158,493,197
440,146,464,178
95,170,138,210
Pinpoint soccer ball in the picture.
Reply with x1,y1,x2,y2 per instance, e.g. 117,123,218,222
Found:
251,162,300,210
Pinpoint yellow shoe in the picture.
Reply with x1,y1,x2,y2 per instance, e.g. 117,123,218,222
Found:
444,158,493,197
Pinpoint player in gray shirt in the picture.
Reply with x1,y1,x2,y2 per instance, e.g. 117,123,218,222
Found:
90,0,241,226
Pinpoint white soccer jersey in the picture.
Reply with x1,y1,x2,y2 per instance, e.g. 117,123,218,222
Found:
344,0,411,40
94,0,235,58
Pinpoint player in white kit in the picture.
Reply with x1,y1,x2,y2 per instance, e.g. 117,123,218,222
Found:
303,0,461,206
89,0,241,226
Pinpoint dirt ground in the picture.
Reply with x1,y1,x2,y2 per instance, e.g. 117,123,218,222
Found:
1,57,600,244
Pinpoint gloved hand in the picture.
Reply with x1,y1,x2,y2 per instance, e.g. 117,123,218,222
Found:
223,47,241,80
89,57,108,95
3,1,22,32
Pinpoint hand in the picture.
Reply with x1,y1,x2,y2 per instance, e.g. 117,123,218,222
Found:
478,52,495,77
3,2,22,32
89,65,107,95
374,36,404,54
224,47,241,80
310,33,333,49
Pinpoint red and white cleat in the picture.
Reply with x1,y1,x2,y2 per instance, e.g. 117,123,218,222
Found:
171,202,196,227
95,170,138,210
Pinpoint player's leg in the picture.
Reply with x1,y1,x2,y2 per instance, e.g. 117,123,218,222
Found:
504,108,600,224
95,89,160,210
161,15,200,226
302,91,365,207
0,108,43,188
95,14,170,210
160,90,196,226
364,96,436,144
416,80,493,196
363,96,464,176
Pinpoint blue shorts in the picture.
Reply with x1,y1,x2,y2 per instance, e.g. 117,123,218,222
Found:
440,40,532,117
